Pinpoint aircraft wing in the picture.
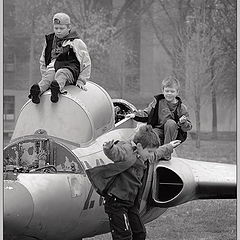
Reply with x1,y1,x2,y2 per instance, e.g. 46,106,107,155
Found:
150,157,236,208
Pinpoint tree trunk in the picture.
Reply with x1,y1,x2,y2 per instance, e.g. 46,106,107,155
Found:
211,68,217,139
29,20,35,87
120,54,125,99
195,97,201,148
212,86,217,139
172,37,187,98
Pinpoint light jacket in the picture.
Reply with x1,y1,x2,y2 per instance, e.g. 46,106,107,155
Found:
86,140,173,203
39,29,91,85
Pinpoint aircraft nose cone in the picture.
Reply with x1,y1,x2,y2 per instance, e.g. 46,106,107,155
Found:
4,181,34,234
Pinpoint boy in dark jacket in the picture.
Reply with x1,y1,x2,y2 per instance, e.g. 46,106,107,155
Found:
128,76,192,145
86,125,180,240
28,12,91,104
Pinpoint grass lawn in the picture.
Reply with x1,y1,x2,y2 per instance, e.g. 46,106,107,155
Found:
85,138,237,240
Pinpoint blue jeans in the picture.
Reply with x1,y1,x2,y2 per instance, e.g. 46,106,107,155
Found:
154,119,178,145
104,195,146,240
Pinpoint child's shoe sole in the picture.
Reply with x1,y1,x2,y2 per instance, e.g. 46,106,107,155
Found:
50,80,60,103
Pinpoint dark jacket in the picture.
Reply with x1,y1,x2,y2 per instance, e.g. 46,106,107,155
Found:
86,140,173,203
44,31,80,81
134,94,192,142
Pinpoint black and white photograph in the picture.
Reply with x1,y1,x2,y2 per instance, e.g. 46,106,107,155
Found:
3,0,237,240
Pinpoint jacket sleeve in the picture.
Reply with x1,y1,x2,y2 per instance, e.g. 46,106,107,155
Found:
39,41,47,77
151,143,174,163
72,39,91,85
103,142,132,162
178,104,192,132
134,99,156,122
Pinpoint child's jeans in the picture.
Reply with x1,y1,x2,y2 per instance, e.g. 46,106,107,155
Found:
154,119,178,145
104,195,146,240
39,63,74,93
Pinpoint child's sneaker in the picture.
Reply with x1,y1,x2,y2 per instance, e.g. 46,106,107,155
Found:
28,84,41,104
50,80,60,103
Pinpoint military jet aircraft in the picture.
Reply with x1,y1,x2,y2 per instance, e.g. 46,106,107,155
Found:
3,81,236,240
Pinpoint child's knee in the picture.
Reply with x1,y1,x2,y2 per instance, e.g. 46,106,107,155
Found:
55,68,74,85
55,69,67,79
165,119,177,128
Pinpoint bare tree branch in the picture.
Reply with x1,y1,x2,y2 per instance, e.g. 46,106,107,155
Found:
146,9,174,62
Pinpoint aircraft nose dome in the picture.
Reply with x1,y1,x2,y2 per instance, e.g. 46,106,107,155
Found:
4,181,34,234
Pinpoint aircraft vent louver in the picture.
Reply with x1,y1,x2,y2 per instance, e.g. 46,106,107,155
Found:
156,167,183,202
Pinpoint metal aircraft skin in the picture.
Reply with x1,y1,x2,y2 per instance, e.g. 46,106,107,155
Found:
3,82,236,240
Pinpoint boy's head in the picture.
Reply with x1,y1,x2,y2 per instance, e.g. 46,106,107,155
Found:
53,13,71,38
133,125,160,150
162,75,180,103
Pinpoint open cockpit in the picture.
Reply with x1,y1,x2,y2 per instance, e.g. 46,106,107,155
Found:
112,99,136,124
3,135,85,177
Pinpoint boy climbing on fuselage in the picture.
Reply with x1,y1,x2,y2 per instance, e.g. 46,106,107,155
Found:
86,125,180,240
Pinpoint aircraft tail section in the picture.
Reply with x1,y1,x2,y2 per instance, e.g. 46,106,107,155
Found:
150,157,236,208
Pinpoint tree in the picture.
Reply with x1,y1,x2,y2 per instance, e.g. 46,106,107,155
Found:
14,0,60,87
145,0,236,146
60,0,154,93
13,0,154,93
185,0,226,147
145,0,194,94
204,0,236,138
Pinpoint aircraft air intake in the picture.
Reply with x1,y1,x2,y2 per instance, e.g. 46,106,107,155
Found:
150,157,236,208
154,167,183,202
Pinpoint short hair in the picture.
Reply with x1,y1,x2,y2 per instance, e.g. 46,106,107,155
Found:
133,125,160,149
162,75,180,90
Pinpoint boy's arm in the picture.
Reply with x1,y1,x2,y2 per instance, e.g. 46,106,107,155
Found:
133,99,156,122
39,41,47,77
152,140,181,162
103,140,130,162
72,39,91,88
136,140,180,163
153,143,174,162
178,104,192,132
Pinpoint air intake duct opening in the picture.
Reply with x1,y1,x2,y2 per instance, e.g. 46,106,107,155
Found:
156,167,183,202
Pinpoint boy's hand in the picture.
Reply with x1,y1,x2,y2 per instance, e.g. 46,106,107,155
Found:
103,140,115,150
76,81,87,91
136,143,151,162
179,115,187,124
169,140,181,148
126,113,135,118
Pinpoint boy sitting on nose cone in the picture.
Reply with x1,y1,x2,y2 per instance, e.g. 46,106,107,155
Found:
86,125,180,240
28,12,91,104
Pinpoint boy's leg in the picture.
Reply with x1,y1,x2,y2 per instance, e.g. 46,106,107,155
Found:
50,68,74,103
128,206,146,240
164,119,178,144
29,69,55,104
38,69,55,93
104,196,133,240
153,127,164,145
55,68,74,91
